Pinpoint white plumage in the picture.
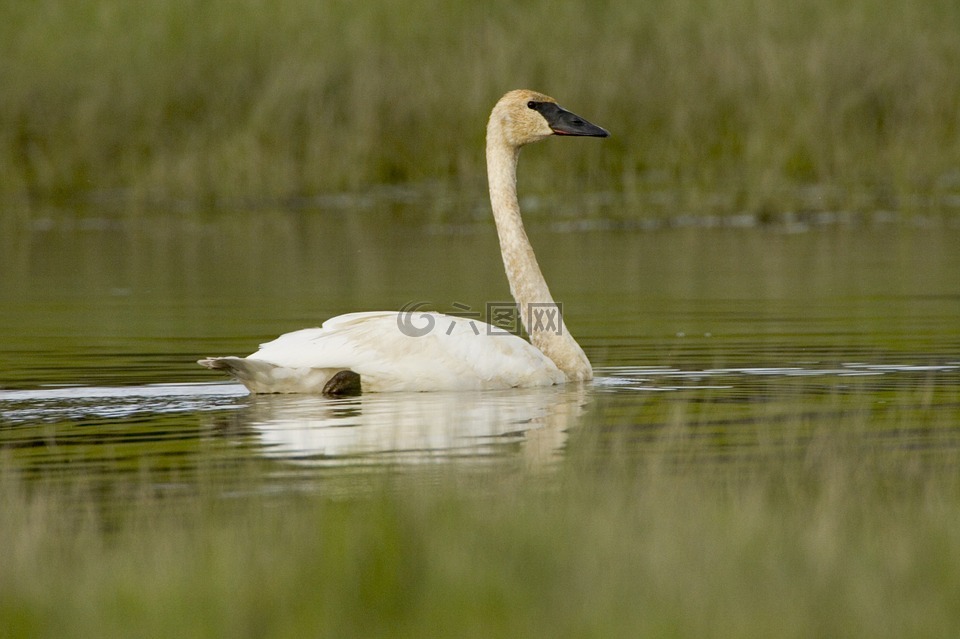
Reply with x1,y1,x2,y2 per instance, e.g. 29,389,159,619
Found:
199,312,564,393
199,90,608,393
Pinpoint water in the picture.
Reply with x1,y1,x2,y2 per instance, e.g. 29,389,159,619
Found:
1,206,959,491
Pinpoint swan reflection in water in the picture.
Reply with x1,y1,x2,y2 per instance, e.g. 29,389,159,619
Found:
232,383,589,467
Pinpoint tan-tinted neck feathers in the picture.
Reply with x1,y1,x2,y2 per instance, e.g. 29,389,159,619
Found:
484,90,593,382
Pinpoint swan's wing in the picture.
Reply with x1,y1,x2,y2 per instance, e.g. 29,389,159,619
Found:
225,311,564,392
252,311,398,352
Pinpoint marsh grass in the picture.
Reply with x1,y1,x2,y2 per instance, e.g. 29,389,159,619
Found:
2,0,960,215
3,393,960,639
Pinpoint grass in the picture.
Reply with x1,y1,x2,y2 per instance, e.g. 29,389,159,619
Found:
3,402,960,638
2,0,960,216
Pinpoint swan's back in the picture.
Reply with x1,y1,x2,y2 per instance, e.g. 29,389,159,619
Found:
199,311,565,393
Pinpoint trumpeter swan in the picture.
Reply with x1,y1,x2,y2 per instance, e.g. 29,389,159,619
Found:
198,89,609,393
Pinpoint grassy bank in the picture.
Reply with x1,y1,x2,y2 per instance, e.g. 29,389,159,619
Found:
3,432,960,638
2,0,960,216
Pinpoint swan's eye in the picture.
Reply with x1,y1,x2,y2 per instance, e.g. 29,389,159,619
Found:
527,101,536,109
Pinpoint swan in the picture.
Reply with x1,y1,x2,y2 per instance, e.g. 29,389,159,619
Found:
198,89,609,394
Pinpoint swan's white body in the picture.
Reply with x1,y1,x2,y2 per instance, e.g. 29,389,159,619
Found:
199,90,608,393
209,311,565,393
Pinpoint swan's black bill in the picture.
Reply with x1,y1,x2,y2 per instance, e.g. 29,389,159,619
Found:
528,101,610,137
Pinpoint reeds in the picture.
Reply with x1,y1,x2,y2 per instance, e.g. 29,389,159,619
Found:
2,0,960,215
3,394,960,638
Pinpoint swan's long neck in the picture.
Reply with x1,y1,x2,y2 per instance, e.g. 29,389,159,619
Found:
485,122,593,381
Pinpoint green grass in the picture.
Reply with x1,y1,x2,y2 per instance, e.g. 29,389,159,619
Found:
3,415,960,638
2,0,960,215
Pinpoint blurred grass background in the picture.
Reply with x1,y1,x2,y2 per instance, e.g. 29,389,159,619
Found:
2,0,960,216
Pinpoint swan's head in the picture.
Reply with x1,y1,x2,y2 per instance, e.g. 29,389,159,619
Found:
489,89,609,148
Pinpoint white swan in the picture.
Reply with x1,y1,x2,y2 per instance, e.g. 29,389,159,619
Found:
199,89,609,394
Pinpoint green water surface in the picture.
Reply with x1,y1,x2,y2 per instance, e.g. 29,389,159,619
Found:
0,206,958,484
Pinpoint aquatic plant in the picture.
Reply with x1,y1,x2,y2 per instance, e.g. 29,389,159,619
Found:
2,0,959,215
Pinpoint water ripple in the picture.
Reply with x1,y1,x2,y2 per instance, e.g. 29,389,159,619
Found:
0,382,246,425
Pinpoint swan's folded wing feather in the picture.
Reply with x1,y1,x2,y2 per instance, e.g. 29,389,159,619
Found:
247,312,564,391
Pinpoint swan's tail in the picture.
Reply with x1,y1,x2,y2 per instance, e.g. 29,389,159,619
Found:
198,356,258,373
198,356,274,389
198,356,345,394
